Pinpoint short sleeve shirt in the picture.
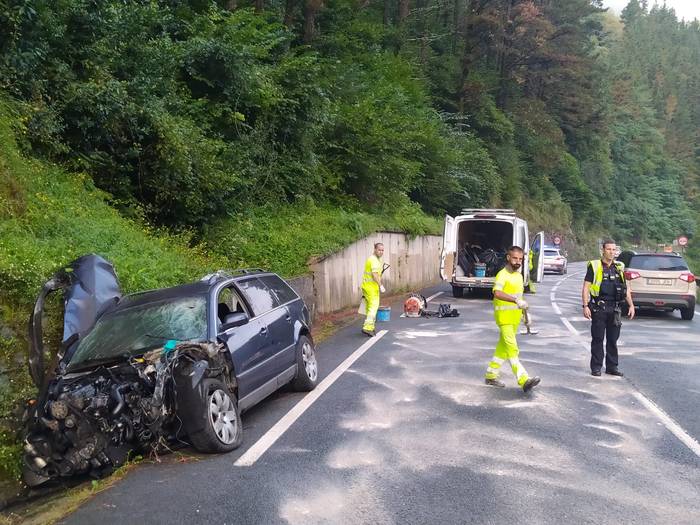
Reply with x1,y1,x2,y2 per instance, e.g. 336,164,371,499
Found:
493,267,524,296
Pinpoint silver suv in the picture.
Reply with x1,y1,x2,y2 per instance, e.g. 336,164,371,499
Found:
617,251,696,320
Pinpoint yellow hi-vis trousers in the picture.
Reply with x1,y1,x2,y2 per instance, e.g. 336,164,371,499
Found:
485,324,530,386
362,282,380,332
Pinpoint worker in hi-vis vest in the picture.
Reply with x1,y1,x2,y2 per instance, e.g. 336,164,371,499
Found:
361,242,385,337
485,245,541,392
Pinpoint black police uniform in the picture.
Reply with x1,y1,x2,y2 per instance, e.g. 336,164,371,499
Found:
584,261,625,374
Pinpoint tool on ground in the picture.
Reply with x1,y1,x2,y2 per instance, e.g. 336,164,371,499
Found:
403,293,427,317
520,308,539,335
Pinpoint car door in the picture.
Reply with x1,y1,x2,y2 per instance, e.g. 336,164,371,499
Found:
257,274,298,372
215,285,269,400
234,277,289,387
530,231,545,283
440,215,456,281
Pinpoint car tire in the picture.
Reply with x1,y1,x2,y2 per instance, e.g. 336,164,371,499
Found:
452,285,464,298
188,378,242,453
680,307,694,320
291,335,318,392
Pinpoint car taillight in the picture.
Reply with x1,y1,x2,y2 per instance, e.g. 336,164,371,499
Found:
624,270,640,280
679,273,695,283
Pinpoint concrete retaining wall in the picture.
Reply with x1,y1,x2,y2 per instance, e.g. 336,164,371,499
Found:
305,232,443,315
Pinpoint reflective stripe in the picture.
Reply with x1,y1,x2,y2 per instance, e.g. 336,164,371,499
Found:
491,356,505,364
495,305,520,311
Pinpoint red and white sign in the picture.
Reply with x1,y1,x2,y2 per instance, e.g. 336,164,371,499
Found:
553,236,561,245
678,235,688,246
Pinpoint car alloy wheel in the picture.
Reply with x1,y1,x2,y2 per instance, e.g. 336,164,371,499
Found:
301,340,318,382
208,388,239,445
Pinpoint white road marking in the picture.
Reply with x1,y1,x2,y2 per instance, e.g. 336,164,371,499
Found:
552,302,562,315
552,269,700,458
234,330,388,467
426,291,443,302
634,392,700,458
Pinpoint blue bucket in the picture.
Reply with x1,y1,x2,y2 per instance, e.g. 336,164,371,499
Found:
474,263,486,278
377,306,391,322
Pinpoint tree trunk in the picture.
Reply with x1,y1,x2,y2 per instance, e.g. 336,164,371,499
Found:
303,0,324,43
384,0,392,25
255,0,264,12
225,0,237,11
398,0,410,24
284,0,296,27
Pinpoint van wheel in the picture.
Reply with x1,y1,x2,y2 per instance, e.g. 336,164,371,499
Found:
452,286,464,298
680,307,694,320
188,378,242,453
291,335,318,391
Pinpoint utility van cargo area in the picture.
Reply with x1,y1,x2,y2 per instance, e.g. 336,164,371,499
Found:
440,209,543,298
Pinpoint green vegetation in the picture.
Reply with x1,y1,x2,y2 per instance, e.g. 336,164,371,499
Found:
1,0,700,488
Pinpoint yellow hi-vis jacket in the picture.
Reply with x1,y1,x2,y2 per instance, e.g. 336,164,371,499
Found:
588,259,625,298
492,267,524,325
363,255,382,287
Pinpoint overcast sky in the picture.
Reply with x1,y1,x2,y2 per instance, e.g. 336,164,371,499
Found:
603,0,700,21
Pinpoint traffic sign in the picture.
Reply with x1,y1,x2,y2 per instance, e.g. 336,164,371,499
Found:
553,236,561,245
678,235,688,246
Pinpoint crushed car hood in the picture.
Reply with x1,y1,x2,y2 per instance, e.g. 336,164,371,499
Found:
29,254,121,387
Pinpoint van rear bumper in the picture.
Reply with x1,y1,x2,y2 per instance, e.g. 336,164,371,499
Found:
452,277,495,289
632,292,696,310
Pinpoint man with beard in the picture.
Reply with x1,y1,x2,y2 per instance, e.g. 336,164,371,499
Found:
484,246,541,392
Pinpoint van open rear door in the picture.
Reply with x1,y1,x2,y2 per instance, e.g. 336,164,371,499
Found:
440,215,456,281
530,231,545,283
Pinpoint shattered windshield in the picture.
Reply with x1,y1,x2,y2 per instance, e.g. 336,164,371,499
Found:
68,295,208,368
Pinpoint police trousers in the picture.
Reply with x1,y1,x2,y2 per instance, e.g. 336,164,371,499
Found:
590,307,620,372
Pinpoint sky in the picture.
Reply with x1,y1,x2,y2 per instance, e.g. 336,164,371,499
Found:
603,0,700,21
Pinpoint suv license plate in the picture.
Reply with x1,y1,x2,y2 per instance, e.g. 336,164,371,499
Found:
647,278,672,285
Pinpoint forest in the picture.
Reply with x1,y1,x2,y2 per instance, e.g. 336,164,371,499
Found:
1,0,699,482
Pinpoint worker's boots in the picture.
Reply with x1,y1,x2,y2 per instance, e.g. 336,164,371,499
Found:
485,378,505,388
362,329,376,337
522,376,541,392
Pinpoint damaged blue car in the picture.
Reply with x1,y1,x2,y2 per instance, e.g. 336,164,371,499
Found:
23,255,318,486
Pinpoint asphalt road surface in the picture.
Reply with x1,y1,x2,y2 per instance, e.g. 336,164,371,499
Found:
61,262,700,524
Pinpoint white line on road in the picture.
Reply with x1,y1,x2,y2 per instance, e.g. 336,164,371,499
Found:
234,330,388,467
426,291,443,302
552,302,562,315
634,392,700,458
561,317,579,336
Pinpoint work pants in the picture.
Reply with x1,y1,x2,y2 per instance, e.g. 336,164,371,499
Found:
362,282,380,332
590,307,620,372
485,324,529,386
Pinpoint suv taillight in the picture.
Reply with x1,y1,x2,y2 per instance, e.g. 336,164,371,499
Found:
679,273,695,283
624,270,640,280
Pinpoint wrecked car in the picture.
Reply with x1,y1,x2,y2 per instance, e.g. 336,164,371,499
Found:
23,255,318,486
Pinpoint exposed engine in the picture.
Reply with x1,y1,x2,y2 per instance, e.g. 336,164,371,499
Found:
23,342,229,487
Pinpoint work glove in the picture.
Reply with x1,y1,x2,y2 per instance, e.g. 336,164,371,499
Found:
516,298,528,310
380,285,386,294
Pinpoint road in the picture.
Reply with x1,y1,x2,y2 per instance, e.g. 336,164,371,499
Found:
61,262,700,524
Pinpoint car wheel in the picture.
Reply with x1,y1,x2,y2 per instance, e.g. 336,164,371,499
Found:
452,285,464,298
188,378,242,453
291,335,318,391
680,307,694,320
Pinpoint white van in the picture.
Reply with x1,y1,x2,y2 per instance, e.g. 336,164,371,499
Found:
440,209,544,297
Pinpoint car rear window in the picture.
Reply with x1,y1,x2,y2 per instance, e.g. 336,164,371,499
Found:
544,250,559,256
628,255,688,271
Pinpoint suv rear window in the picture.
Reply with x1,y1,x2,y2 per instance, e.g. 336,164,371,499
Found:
258,274,298,305
236,278,277,316
628,255,688,271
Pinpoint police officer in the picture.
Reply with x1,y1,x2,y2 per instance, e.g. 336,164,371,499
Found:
582,240,635,377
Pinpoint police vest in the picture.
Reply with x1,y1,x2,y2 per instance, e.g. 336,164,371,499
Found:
588,259,625,297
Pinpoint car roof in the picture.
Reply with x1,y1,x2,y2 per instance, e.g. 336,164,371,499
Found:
110,269,276,311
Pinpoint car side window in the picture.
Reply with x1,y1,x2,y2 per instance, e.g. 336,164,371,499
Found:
258,275,299,305
216,286,247,326
236,278,278,317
